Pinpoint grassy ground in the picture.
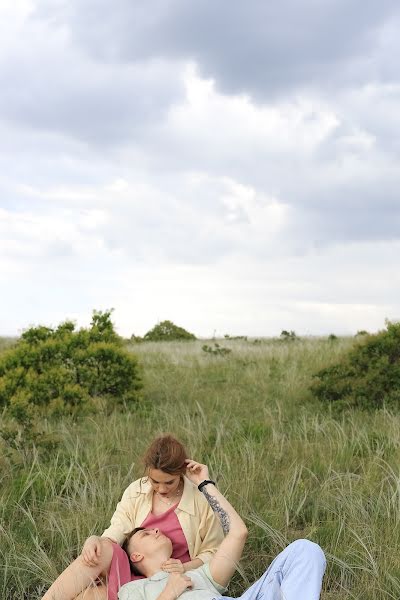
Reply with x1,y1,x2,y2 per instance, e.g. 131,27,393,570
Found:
0,336,17,352
1,336,400,599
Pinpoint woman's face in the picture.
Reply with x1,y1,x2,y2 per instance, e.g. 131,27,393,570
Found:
148,468,182,496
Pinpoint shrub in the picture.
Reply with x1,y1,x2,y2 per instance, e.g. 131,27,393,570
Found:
143,320,196,341
311,320,400,411
0,310,142,421
130,334,144,343
280,330,299,341
202,343,232,357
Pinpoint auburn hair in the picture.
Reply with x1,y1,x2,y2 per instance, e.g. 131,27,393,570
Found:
143,434,188,475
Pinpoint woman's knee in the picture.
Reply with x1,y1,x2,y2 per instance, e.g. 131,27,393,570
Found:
78,538,114,572
98,538,114,572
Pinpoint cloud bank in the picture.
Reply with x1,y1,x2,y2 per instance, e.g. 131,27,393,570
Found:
1,0,399,336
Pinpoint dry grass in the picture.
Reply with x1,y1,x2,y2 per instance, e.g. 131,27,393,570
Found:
1,336,400,598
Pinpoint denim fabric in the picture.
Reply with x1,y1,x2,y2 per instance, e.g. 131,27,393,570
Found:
224,539,326,600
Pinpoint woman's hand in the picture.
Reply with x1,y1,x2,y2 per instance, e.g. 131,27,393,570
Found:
185,459,210,487
162,558,185,573
81,535,104,567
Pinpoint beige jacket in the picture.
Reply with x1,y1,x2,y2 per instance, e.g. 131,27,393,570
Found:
101,476,224,564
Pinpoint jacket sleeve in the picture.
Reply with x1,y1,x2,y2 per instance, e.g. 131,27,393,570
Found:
101,481,141,545
194,497,225,564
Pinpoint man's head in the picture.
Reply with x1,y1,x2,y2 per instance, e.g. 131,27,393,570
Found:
123,527,173,577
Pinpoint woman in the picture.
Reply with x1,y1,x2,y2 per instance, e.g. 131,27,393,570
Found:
42,435,223,600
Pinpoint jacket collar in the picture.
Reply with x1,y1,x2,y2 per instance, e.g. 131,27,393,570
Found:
140,475,196,516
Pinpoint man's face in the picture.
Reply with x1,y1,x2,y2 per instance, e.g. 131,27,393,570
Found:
128,528,173,559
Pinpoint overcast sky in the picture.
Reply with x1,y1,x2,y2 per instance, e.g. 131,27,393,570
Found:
1,0,400,338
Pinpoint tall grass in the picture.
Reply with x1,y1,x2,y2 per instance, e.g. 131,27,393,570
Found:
1,337,400,598
0,337,17,352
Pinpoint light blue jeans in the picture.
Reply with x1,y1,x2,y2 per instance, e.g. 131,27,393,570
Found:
225,539,326,600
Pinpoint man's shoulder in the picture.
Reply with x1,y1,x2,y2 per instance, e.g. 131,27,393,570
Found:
186,563,209,578
187,563,227,594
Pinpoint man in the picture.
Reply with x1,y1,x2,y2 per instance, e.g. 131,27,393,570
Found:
118,460,326,600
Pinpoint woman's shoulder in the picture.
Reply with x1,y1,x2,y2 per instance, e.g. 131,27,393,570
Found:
121,477,151,498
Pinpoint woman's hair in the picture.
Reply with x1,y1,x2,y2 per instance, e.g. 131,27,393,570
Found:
143,434,188,476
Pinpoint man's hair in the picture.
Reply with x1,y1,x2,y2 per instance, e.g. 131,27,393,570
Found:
122,527,146,576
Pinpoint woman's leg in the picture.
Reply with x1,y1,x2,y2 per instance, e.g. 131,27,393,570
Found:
231,539,326,600
75,584,108,600
41,539,113,600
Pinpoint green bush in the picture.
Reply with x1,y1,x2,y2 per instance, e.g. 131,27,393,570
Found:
130,334,144,343
311,321,400,411
0,310,142,421
143,320,196,341
280,330,299,341
202,343,232,357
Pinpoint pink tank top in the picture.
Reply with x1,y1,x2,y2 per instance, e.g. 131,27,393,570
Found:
107,504,191,600
140,503,191,562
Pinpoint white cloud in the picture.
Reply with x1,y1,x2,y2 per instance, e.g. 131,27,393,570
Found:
164,64,340,161
1,1,400,337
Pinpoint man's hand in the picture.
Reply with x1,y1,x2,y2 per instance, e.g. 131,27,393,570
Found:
162,558,185,573
81,535,104,567
161,573,193,600
185,460,210,487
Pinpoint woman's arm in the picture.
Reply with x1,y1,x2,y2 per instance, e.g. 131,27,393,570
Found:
185,461,248,588
101,480,141,544
183,558,203,572
161,557,203,574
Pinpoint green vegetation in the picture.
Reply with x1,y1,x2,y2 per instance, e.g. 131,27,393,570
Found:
280,329,299,341
1,334,400,599
311,321,400,411
0,337,17,352
202,342,232,356
143,319,196,341
0,310,141,457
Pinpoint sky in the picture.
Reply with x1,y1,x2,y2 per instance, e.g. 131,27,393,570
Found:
1,0,400,338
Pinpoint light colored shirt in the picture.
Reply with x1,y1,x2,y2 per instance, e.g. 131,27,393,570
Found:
118,563,226,600
102,476,224,564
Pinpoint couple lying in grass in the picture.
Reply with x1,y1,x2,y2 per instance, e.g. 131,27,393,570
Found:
42,435,326,600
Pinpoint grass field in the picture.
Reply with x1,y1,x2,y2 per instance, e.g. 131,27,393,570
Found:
1,336,400,599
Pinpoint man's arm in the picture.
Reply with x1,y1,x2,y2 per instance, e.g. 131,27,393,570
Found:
185,460,248,588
